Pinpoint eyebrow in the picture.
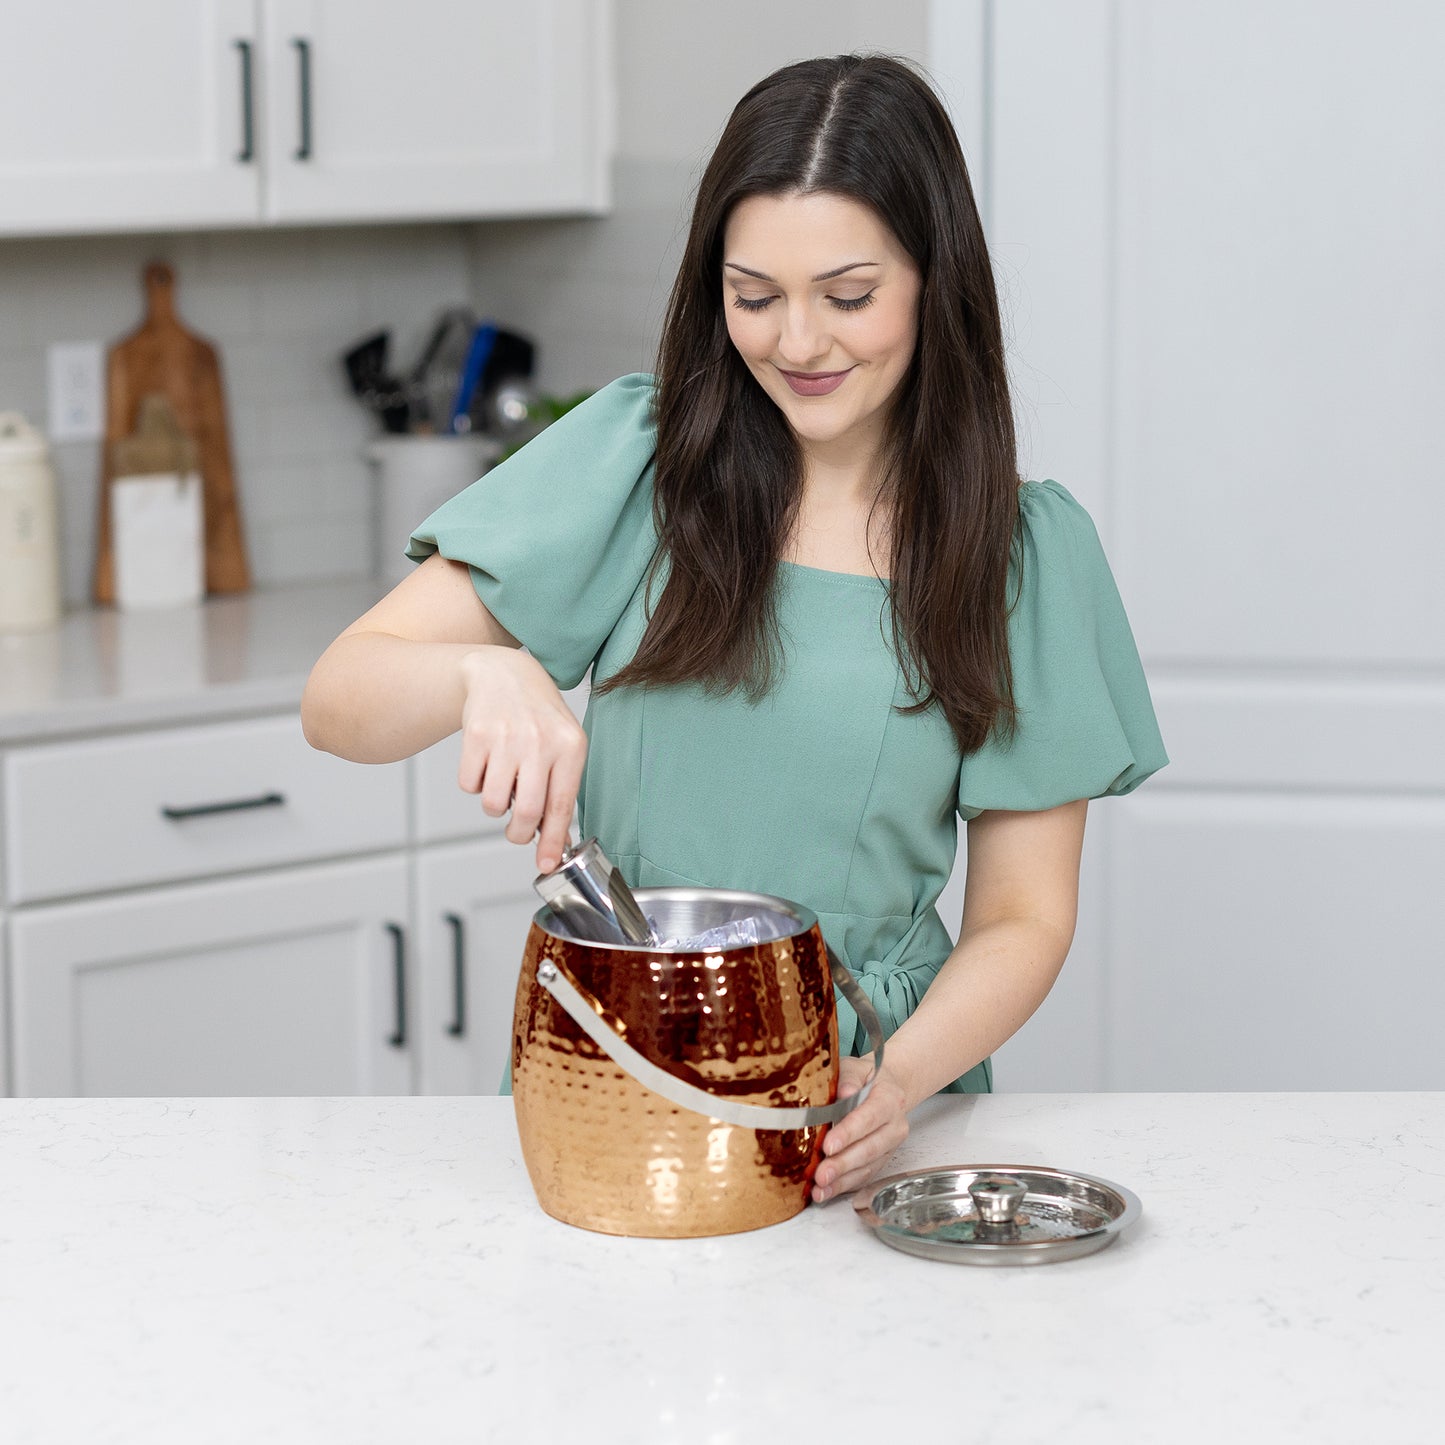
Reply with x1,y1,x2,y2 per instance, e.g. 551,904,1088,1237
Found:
724,261,879,283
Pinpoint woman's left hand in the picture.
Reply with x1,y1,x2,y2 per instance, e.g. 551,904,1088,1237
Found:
811,1057,910,1204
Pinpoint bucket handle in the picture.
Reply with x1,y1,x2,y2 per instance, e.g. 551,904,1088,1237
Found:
534,945,886,1131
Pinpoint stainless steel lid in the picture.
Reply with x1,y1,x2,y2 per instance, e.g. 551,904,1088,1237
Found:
854,1164,1141,1265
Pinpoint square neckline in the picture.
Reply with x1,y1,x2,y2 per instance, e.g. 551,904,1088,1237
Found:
778,558,890,587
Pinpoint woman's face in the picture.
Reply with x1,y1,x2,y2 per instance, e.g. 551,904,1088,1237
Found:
721,190,922,462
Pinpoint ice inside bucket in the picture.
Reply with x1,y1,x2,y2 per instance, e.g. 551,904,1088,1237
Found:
537,887,811,951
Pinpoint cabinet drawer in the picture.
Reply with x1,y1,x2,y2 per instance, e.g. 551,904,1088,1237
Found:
3,715,406,904
413,681,589,844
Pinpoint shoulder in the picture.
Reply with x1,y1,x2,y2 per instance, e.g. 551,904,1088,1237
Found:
513,373,659,490
1017,478,1102,548
554,372,657,442
1014,479,1112,588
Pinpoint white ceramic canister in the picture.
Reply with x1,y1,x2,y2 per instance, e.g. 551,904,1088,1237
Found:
0,412,63,632
366,433,502,588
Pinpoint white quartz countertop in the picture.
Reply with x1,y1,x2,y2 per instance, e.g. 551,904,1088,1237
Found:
0,581,385,743
0,1091,1439,1444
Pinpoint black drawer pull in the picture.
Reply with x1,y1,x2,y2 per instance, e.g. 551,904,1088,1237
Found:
234,39,255,162
293,37,313,160
386,922,407,1049
445,912,466,1037
160,792,286,821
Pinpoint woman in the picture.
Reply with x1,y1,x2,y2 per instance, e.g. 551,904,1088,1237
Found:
302,54,1167,1203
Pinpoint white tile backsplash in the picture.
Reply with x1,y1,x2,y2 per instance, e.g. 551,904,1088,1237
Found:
0,225,475,606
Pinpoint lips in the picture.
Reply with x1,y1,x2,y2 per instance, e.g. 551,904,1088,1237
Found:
779,367,852,397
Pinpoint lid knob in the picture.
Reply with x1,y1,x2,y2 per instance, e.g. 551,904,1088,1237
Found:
968,1173,1027,1226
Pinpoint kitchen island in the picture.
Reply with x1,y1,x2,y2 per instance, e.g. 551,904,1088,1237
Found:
0,1091,1439,1443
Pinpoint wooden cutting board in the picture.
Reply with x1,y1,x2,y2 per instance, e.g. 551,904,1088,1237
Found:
93,262,250,603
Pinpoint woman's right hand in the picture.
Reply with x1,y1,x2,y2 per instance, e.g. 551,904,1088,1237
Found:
456,646,587,874
303,556,582,872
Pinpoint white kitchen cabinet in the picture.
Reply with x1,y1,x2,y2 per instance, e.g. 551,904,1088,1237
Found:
0,0,611,237
0,712,561,1098
8,854,412,1097
412,834,540,1095
928,0,1445,1091
3,713,407,905
0,708,412,1098
0,0,260,233
0,915,8,1096
261,0,611,225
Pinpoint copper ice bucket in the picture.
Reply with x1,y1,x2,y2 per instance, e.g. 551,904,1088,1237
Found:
512,887,884,1238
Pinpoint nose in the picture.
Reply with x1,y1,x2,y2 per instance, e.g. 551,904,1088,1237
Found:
775,300,830,368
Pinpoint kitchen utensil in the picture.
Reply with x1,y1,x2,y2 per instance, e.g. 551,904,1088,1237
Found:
108,394,204,610
486,376,537,439
93,262,249,603
512,881,886,1238
0,412,62,632
401,307,475,432
472,327,535,431
447,322,497,433
854,1163,1142,1265
406,308,476,436
341,331,410,434
532,836,657,945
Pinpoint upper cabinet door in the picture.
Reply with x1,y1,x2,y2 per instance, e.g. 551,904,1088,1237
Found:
261,0,611,224
0,0,260,235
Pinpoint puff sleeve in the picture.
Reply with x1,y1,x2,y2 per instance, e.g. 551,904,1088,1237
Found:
956,479,1168,816
405,373,659,690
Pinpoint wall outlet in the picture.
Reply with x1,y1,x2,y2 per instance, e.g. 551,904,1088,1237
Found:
47,341,106,442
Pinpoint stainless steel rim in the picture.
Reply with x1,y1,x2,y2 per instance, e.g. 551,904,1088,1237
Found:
534,885,820,950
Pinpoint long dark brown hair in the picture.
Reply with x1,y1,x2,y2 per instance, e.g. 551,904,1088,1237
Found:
600,53,1020,754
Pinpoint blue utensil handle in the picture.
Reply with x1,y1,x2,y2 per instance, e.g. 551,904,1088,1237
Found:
448,322,498,433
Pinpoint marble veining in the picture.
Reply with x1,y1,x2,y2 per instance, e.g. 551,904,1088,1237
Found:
0,1092,1440,1444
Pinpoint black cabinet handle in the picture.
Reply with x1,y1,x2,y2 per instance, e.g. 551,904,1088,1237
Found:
385,922,407,1049
292,37,313,160
444,912,466,1037
160,792,285,821
234,39,255,162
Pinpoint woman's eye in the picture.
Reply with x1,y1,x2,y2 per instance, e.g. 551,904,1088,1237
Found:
729,291,878,314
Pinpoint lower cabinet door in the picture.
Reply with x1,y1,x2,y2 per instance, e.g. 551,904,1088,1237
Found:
414,835,541,1095
8,856,413,1097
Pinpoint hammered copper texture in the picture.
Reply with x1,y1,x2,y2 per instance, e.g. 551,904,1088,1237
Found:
512,917,839,1238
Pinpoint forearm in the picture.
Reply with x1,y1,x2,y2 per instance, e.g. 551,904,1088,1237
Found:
301,631,491,763
883,916,1074,1108
814,802,1086,1203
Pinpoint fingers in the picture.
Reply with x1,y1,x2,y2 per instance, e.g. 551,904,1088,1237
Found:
811,1072,908,1204
536,737,585,874
479,748,519,820
470,727,584,871
454,649,588,873
506,758,549,846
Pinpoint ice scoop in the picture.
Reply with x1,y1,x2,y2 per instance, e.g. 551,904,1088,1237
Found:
532,837,659,946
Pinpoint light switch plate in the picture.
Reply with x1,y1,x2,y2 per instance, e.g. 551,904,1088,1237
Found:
47,341,105,441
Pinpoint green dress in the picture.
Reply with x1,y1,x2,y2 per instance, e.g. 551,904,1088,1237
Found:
408,373,1168,1092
